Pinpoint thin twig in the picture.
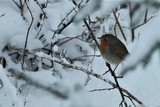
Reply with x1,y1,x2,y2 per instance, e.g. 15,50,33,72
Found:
52,16,74,37
89,87,115,92
12,0,20,8
124,94,136,107
52,7,77,39
132,16,155,30
22,0,34,69
24,85,31,107
72,54,101,61
105,63,127,107
12,0,25,19
0,79,3,89
114,13,121,37
34,0,47,18
128,2,135,41
83,19,99,48
144,8,148,22
58,7,77,28
58,35,82,46
112,10,127,41
0,14,5,17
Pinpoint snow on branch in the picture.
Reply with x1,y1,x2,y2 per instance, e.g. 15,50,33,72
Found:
121,41,160,75
8,68,69,99
4,44,144,106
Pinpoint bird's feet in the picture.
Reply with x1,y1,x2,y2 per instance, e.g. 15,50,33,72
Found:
102,62,112,75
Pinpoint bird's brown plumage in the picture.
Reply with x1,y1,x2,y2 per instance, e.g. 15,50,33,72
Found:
99,34,129,64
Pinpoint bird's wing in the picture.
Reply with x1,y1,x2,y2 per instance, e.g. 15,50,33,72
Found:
108,42,128,59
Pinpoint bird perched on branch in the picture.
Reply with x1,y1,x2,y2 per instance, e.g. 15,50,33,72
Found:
98,34,129,64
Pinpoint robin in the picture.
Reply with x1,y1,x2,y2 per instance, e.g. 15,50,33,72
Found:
98,34,129,65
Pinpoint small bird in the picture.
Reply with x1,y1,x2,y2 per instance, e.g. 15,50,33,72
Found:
98,34,129,64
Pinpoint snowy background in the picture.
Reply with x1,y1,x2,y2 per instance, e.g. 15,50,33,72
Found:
0,0,160,107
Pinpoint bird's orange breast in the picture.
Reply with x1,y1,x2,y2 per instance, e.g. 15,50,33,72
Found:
99,39,108,54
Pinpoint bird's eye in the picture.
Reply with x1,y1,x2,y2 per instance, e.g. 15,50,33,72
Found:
104,38,107,41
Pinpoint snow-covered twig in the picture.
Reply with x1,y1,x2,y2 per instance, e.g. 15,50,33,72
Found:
52,16,74,38
53,59,144,106
34,0,47,18
4,44,144,105
9,68,69,99
52,0,89,38
35,0,48,37
52,7,77,38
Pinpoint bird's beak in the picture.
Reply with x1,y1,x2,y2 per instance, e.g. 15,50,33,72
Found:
97,37,101,39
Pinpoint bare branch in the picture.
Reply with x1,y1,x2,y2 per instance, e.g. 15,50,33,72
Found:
132,15,155,30
22,0,34,69
12,0,25,19
12,0,21,8
144,8,148,22
34,0,47,18
112,10,127,41
128,2,135,41
89,87,115,92
105,63,127,107
124,94,137,107
129,2,156,41
83,19,99,48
